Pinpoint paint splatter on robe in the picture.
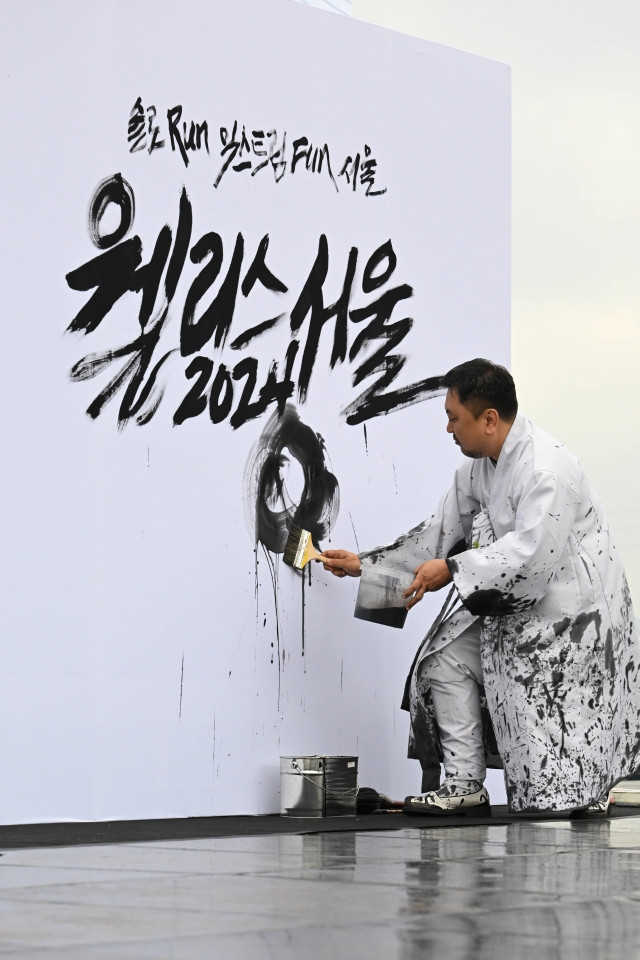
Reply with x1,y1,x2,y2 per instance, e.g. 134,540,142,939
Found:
358,414,640,812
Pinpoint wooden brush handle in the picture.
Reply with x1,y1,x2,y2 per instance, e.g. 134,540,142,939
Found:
309,543,324,562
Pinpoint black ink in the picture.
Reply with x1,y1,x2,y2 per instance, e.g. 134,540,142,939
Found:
87,173,135,250
250,129,287,182
340,241,445,424
605,628,616,678
362,239,396,293
360,145,387,197
181,233,243,356
339,153,360,191
348,511,360,552
314,145,338,190
244,403,340,554
66,239,142,335
230,357,261,429
301,573,306,659
168,106,209,166
165,188,192,304
184,120,209,154
354,605,407,629
242,235,287,297
146,106,165,154
129,99,165,154
230,342,297,429
290,235,358,401
569,610,602,645
110,326,174,428
462,589,537,617
261,543,283,705
340,144,386,197
291,137,309,175
209,363,234,424
67,184,191,427
173,357,214,425
180,232,223,355
215,121,252,187
68,182,445,430
230,313,285,351
255,340,299,419
179,654,184,719
349,287,413,385
132,225,172,329
167,106,189,167
291,138,338,191
447,539,468,559
69,198,173,337
73,312,175,428
128,99,146,153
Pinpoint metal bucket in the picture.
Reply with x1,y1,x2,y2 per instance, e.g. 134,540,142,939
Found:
353,565,413,629
280,756,358,818
323,756,359,818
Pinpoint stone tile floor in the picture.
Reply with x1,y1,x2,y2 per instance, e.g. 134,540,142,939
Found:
0,819,639,957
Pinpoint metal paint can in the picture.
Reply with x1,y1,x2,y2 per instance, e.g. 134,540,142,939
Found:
323,756,359,818
280,756,358,818
353,565,413,629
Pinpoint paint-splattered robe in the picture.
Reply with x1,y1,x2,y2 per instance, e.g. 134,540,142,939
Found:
358,413,640,812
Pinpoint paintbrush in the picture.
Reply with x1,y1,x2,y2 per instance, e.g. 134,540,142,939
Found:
283,524,324,569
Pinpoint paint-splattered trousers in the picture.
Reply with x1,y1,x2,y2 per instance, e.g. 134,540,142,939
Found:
410,622,503,793
411,621,488,789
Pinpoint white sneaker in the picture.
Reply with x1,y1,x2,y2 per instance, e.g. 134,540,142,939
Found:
403,778,491,817
572,794,611,819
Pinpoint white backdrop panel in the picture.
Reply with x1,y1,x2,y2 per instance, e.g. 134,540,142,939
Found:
0,0,510,822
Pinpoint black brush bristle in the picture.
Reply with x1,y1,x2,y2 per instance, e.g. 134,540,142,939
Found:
283,524,305,567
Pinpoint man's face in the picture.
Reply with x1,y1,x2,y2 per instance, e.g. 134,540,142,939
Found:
445,389,491,459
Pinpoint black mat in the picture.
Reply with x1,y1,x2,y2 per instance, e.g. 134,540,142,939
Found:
0,805,637,850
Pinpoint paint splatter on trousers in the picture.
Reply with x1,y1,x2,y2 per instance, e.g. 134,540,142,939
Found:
408,626,503,794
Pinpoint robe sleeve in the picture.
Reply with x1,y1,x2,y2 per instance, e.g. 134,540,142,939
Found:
358,463,480,582
446,470,580,617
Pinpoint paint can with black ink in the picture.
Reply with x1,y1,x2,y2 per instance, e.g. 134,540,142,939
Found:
354,565,414,629
280,756,358,817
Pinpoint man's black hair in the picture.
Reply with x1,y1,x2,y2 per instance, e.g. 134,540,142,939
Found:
441,359,518,421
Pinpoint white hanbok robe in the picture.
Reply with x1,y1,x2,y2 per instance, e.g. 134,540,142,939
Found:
358,414,640,812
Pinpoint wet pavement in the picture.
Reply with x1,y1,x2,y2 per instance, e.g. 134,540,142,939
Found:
0,818,638,957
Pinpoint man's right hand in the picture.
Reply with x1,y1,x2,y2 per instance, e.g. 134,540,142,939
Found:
321,550,362,578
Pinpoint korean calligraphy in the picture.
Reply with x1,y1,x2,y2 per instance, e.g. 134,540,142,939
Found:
128,98,165,155
126,99,386,196
65,175,441,432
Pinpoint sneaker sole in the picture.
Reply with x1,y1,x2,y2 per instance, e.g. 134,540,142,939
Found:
403,802,491,818
569,808,610,819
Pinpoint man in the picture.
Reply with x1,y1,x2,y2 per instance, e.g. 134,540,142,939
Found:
322,359,640,815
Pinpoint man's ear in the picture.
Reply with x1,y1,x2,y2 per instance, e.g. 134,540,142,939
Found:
485,408,499,432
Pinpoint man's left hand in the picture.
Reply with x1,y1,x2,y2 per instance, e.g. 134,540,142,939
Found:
403,559,453,610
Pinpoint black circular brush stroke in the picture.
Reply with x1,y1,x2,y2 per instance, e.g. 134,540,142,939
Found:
88,173,135,250
244,404,340,555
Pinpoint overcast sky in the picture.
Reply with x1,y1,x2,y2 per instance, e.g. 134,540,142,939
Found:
352,0,640,599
